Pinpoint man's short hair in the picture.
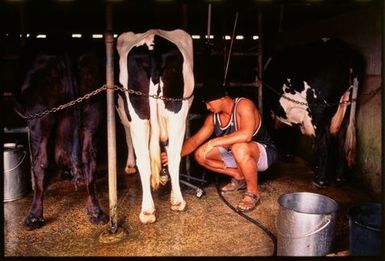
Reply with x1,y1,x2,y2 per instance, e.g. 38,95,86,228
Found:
201,79,227,102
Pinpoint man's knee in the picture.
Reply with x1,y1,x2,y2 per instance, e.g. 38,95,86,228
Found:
231,143,258,162
194,147,205,165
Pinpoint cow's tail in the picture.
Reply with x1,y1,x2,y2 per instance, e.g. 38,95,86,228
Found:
149,99,162,190
344,77,359,168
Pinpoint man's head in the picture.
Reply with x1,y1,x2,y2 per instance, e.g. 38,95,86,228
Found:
201,86,227,103
200,82,230,113
201,77,227,103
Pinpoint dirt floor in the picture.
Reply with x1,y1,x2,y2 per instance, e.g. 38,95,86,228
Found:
3,156,379,257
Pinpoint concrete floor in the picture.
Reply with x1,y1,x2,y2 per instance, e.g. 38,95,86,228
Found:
3,157,376,257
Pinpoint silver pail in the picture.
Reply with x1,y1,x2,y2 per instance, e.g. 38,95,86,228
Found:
3,143,31,202
276,192,338,256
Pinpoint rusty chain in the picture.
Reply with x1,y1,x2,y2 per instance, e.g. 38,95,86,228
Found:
19,80,380,120
263,81,381,108
114,85,194,102
21,85,107,120
20,84,194,120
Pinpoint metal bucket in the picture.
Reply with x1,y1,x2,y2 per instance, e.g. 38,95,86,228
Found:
3,143,31,202
276,192,338,256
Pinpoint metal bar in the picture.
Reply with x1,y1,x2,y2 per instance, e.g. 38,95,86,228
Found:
279,4,284,33
180,180,204,198
4,127,29,134
19,3,25,47
105,4,118,234
195,51,258,56
180,174,208,183
223,12,239,86
99,4,126,243
195,82,258,88
257,7,264,114
207,3,212,41
227,82,259,87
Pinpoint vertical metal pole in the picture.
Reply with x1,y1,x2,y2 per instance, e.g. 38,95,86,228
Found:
257,7,264,114
278,4,284,33
105,3,118,234
207,3,211,40
223,12,238,87
19,3,26,47
99,3,126,243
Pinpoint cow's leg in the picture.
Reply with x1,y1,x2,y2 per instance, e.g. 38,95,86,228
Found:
312,129,331,188
335,149,349,186
334,126,350,185
130,119,156,224
166,111,187,211
116,96,136,174
123,125,136,174
54,113,82,185
82,128,108,224
24,120,51,229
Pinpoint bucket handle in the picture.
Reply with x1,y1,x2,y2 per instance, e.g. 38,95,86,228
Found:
275,216,331,239
353,220,381,232
4,151,27,173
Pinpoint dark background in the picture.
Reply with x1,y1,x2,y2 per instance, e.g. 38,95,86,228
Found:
1,0,382,172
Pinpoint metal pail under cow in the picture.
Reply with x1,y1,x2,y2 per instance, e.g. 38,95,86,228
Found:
3,143,31,202
276,192,338,256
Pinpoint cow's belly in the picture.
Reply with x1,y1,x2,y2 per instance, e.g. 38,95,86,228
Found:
277,81,316,136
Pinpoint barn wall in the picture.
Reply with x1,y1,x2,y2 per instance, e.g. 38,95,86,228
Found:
271,5,382,197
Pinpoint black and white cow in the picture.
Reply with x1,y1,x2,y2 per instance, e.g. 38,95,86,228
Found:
116,29,194,223
263,38,364,187
15,36,108,229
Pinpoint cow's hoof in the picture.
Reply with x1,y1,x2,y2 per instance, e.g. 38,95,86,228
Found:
139,210,156,224
334,176,347,186
24,215,45,230
312,177,329,189
60,170,73,180
88,210,109,225
170,200,187,211
125,166,136,175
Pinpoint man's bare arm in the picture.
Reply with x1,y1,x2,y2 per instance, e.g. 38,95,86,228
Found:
181,114,215,157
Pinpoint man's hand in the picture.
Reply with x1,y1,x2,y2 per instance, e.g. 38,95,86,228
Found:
161,152,168,166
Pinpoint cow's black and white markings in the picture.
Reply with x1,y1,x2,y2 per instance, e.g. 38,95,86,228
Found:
116,29,194,223
263,38,364,187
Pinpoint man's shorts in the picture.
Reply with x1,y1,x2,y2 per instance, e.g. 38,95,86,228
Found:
217,142,272,172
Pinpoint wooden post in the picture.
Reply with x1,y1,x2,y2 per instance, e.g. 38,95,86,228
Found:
99,3,126,243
